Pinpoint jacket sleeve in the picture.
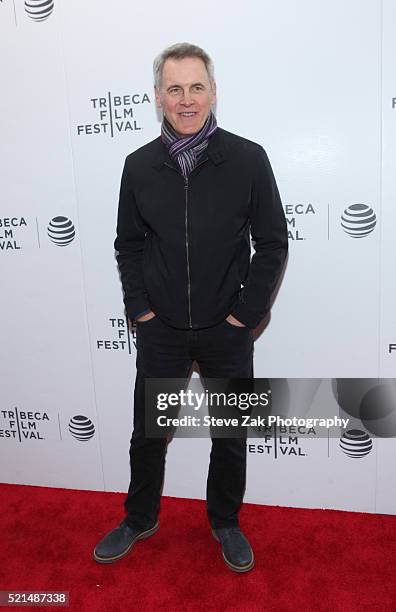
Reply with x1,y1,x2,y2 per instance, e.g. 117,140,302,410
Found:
230,146,288,329
113,157,151,321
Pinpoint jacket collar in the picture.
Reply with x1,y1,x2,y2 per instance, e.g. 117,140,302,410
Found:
152,127,227,171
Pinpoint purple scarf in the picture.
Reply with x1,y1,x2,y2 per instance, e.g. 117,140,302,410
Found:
161,110,217,178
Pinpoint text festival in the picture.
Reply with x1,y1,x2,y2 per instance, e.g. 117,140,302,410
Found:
77,93,151,136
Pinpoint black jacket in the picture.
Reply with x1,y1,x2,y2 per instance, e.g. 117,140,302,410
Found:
114,127,288,330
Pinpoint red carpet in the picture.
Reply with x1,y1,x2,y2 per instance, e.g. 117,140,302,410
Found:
1,483,395,611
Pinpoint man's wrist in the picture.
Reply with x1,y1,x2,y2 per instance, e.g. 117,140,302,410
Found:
133,308,152,320
226,314,246,327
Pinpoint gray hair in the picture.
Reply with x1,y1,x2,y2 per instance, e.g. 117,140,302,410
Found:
153,42,215,90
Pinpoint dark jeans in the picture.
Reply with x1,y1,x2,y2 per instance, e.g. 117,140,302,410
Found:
124,314,254,530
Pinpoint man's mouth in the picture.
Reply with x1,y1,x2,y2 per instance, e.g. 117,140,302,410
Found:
179,112,197,117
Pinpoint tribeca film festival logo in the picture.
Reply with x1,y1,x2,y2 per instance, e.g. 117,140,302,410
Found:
96,316,136,355
77,93,151,138
248,423,316,458
283,203,315,241
283,202,377,242
0,215,75,251
249,421,372,461
341,203,376,238
0,408,50,442
0,217,27,250
0,408,95,443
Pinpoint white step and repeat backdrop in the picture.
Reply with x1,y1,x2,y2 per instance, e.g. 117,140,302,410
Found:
1,0,395,514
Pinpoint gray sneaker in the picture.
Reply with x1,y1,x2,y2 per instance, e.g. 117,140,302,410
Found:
212,527,254,572
93,519,159,564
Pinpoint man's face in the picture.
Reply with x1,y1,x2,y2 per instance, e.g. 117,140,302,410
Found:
155,56,216,137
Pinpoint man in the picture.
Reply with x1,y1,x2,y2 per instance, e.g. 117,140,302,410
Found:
93,42,288,572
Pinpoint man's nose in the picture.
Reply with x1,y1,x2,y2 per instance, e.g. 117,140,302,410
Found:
180,89,193,105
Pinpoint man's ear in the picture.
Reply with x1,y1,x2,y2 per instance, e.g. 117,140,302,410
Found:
210,80,217,105
154,86,162,109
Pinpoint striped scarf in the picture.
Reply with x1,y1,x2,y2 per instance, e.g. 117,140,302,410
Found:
161,111,218,178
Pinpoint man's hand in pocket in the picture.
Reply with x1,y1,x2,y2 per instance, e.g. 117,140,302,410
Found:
226,314,246,327
136,311,156,322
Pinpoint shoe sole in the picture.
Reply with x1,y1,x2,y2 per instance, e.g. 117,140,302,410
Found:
211,529,255,573
93,521,159,564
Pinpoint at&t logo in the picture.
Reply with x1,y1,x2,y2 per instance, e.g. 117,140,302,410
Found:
68,415,95,441
341,204,376,238
25,0,54,21
339,429,373,458
47,216,75,246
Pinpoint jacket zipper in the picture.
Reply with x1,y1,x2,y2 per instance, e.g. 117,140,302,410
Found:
184,177,192,328
164,157,208,329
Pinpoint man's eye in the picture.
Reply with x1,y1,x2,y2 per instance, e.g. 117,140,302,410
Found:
193,85,204,91
169,88,180,94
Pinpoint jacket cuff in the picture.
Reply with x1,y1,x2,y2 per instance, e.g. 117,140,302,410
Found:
230,302,266,330
133,308,152,320
126,298,151,322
